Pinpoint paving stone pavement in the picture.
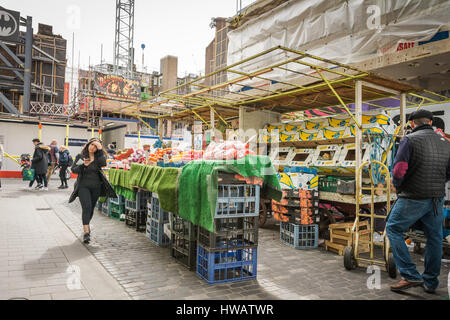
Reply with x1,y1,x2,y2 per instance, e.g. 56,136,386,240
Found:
0,179,129,301
1,179,449,300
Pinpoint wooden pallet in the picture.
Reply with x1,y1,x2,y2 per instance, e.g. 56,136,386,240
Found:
326,220,371,255
325,240,370,256
328,220,369,233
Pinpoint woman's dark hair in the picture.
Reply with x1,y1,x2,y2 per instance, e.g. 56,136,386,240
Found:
81,138,108,158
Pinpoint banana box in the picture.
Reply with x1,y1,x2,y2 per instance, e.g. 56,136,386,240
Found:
348,123,394,137
284,122,305,132
279,131,300,142
258,129,272,144
362,111,391,126
328,115,353,128
289,148,316,167
305,119,327,130
266,124,284,133
298,129,320,142
319,126,352,140
277,171,318,190
310,144,343,168
270,147,296,167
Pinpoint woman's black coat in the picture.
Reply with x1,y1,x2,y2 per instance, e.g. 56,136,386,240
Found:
31,143,50,175
69,149,117,203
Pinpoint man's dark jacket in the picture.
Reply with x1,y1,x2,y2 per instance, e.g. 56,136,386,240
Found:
393,124,450,199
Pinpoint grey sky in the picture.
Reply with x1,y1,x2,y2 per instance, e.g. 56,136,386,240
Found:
1,0,247,76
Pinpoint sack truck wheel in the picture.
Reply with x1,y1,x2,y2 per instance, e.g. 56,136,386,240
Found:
343,246,356,270
387,253,397,279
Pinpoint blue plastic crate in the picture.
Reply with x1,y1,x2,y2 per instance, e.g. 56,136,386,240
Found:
280,222,319,249
197,245,257,284
149,194,169,222
147,218,170,247
215,184,260,219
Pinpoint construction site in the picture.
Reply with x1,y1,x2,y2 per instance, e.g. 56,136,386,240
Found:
0,0,450,304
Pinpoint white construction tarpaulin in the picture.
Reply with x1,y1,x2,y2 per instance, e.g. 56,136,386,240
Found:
227,0,450,86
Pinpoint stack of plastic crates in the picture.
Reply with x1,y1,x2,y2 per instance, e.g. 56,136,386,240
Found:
125,190,151,232
146,193,170,246
274,189,320,225
170,213,198,270
109,195,125,221
197,180,260,285
275,188,320,250
100,199,110,217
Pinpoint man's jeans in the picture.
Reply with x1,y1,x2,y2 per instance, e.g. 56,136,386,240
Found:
386,197,444,289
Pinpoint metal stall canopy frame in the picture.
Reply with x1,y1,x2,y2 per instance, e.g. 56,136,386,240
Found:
117,46,450,126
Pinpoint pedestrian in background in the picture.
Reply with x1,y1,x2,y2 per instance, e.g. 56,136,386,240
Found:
143,144,151,164
58,145,70,189
387,109,450,294
69,138,116,244
46,140,59,183
106,144,116,159
31,138,50,191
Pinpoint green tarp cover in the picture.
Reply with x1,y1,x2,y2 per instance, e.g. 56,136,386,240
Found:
113,185,136,201
108,169,136,201
109,169,133,190
177,155,282,233
128,163,181,214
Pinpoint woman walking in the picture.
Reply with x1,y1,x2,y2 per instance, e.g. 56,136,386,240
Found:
58,145,70,189
31,139,50,191
69,138,116,244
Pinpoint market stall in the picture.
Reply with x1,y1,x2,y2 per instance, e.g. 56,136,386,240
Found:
99,46,450,281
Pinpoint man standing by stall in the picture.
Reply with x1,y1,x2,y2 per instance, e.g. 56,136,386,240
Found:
386,109,450,294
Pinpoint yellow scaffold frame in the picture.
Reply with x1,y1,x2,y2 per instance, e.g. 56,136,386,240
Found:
117,45,449,131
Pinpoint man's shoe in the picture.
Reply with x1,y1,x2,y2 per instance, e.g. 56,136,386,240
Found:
390,279,423,292
422,283,436,294
43,187,48,191
35,185,43,190
83,233,90,244
58,185,65,189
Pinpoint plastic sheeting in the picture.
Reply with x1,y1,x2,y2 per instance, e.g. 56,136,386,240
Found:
227,0,450,85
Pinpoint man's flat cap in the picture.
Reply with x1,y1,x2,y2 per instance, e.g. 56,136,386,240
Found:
408,109,434,121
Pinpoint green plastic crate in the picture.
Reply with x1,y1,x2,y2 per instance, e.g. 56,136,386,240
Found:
110,203,125,215
110,210,125,221
318,176,354,193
